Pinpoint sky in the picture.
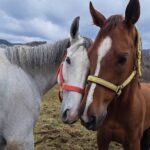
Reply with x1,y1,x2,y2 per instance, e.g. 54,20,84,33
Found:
0,0,149,49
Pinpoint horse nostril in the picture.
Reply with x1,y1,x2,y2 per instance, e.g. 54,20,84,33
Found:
90,115,96,125
62,109,69,121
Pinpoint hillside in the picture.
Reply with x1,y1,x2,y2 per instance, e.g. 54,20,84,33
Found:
0,39,47,47
142,49,150,82
0,39,13,46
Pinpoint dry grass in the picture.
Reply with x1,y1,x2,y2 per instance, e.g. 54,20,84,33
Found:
34,86,122,150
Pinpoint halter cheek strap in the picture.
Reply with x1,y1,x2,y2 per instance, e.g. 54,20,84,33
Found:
57,63,84,102
88,71,136,96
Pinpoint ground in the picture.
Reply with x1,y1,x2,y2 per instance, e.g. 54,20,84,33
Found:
34,86,122,150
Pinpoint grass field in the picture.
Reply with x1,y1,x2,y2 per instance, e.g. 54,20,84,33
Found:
34,86,122,150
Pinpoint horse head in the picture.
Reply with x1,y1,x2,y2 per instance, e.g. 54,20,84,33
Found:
57,16,92,124
81,0,141,130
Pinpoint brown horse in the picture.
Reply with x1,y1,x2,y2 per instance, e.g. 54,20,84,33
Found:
80,0,150,149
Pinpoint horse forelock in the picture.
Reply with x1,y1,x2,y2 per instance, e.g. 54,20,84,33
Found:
101,15,124,34
83,37,93,50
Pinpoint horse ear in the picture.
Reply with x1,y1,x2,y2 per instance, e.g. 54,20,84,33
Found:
125,0,140,26
89,1,106,28
70,16,80,39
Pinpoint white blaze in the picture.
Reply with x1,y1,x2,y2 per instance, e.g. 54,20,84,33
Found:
82,37,112,122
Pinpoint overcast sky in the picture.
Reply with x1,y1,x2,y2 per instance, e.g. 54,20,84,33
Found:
0,0,149,48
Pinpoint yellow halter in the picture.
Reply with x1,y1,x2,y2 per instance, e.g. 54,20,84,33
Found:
137,31,142,77
87,29,142,96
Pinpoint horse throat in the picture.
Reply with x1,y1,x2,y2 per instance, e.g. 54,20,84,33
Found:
110,77,139,113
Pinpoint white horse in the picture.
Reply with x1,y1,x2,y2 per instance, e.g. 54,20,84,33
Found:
0,17,91,150
57,17,92,124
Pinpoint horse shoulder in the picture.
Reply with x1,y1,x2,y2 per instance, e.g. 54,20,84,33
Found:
139,82,150,129
0,63,41,113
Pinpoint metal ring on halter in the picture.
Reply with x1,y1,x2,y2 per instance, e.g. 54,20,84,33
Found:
116,85,123,96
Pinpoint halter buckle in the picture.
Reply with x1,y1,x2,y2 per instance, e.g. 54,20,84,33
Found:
116,85,123,96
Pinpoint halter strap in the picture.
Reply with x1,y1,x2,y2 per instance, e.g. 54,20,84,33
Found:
62,84,84,93
57,61,84,102
88,71,136,96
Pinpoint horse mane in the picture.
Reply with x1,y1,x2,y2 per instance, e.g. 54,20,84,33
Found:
102,15,124,34
83,37,93,50
5,38,70,69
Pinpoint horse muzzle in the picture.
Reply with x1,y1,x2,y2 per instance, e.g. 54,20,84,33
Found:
61,108,79,124
80,112,107,131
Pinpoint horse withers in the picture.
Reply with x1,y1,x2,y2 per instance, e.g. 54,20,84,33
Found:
80,0,150,149
57,17,92,124
0,17,91,150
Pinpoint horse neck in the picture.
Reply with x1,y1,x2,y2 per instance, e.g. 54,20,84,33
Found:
27,66,58,96
6,39,70,96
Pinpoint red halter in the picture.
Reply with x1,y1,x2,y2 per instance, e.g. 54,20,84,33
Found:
57,58,84,102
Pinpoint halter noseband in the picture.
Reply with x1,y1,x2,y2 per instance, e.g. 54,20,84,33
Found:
87,30,142,96
88,71,136,96
57,56,84,102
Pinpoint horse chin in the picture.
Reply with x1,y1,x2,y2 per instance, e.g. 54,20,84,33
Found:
63,119,78,124
87,124,98,131
87,116,106,131
80,119,97,131
96,114,107,127
80,112,107,131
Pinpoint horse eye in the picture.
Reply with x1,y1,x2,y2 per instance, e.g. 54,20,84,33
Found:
117,55,127,65
66,57,71,64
